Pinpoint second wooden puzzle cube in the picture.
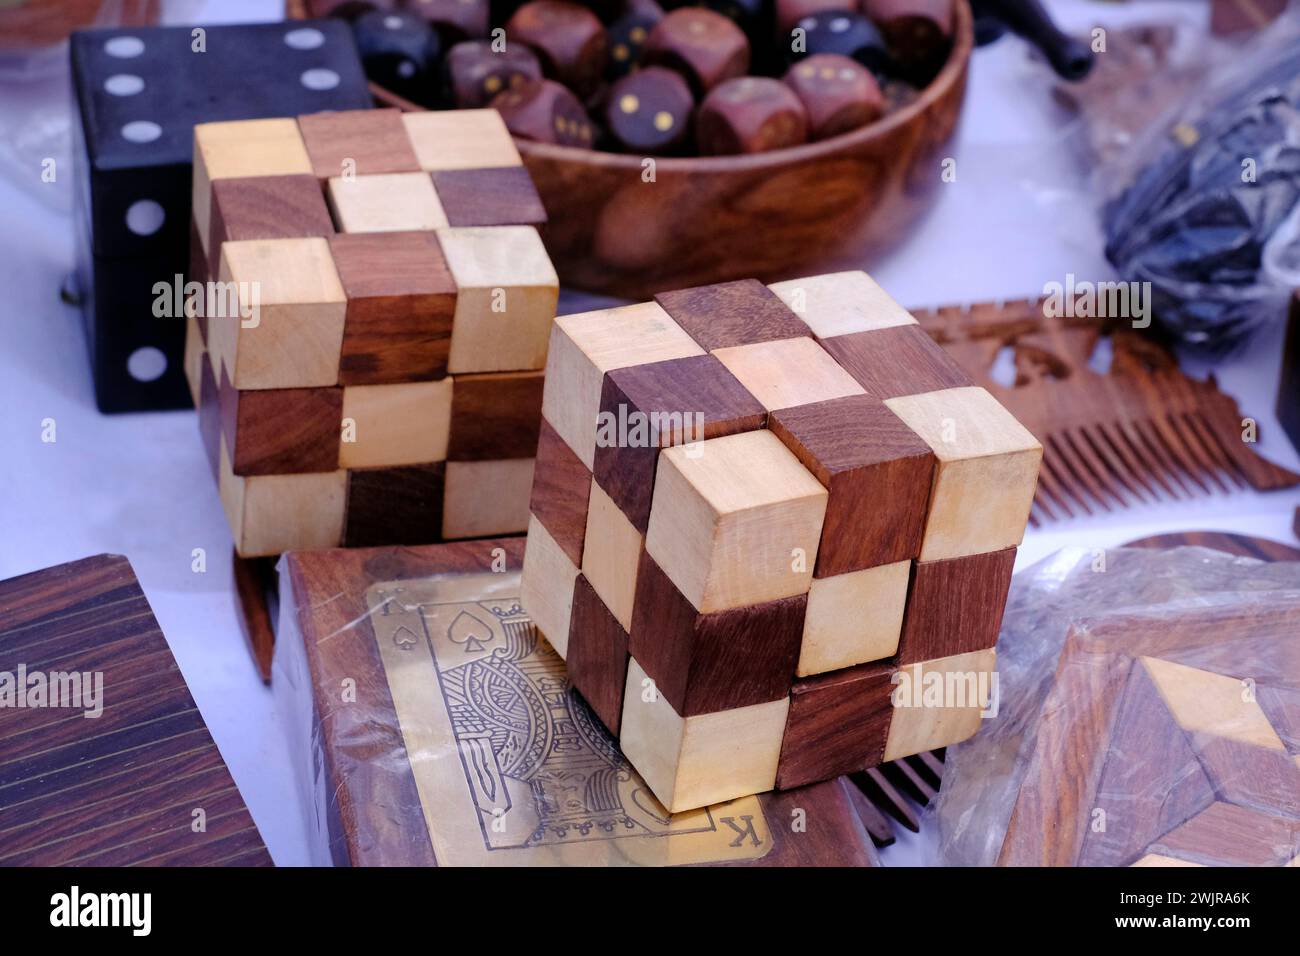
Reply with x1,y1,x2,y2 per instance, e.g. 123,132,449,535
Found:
522,273,1041,812
186,108,559,557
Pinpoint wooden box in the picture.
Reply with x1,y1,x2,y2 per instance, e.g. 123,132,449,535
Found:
274,538,879,866
0,555,270,866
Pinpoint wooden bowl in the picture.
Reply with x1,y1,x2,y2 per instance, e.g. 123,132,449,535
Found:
294,0,973,299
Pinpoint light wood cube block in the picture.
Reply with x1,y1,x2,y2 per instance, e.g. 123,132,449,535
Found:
882,648,997,762
436,226,559,375
401,109,523,171
339,379,453,468
766,270,917,339
210,238,347,390
644,430,828,613
619,657,790,813
193,118,312,258
441,458,535,539
217,438,346,558
885,386,1043,560
521,514,580,658
712,336,865,412
581,481,644,632
326,172,448,233
798,560,910,676
540,302,704,470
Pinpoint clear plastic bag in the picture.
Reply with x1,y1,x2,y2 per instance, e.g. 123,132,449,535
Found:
926,545,1300,867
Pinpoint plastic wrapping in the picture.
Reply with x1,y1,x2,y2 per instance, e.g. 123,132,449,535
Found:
271,540,881,867
925,545,1300,867
1094,12,1300,351
0,1,166,213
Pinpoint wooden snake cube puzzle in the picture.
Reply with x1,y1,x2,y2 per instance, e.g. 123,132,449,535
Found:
520,273,1043,812
184,108,558,557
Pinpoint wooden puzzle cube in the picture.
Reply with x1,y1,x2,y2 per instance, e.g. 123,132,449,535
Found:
70,20,372,412
521,274,1042,812
186,108,558,557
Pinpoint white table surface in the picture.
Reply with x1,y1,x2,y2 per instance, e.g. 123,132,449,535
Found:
1,0,1297,867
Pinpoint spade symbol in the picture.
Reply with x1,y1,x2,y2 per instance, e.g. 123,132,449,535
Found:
448,610,492,654
393,625,418,650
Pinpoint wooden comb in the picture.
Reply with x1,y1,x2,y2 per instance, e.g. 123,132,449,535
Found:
911,297,1300,525
848,750,946,848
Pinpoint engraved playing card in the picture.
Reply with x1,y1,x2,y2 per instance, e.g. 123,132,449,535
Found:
367,571,773,865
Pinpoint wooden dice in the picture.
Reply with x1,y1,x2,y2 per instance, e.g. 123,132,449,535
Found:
445,39,542,107
697,76,808,155
506,0,608,98
605,6,663,80
520,273,1041,811
407,0,491,44
351,9,441,104
861,0,953,83
605,66,694,153
642,6,750,95
776,0,855,34
492,77,596,146
783,52,883,139
187,109,558,557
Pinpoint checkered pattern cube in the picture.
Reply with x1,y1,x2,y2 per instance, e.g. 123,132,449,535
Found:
185,109,558,557
520,273,1042,812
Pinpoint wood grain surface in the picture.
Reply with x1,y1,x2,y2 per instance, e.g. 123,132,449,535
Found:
0,555,270,866
297,108,421,181
328,231,456,385
528,418,592,567
565,574,631,735
998,595,1300,867
628,549,805,718
897,546,1016,664
342,463,447,548
431,166,549,228
820,324,973,399
220,368,343,477
769,394,934,575
654,279,811,350
446,370,544,461
593,354,766,532
280,539,879,865
776,660,895,790
232,550,277,684
207,173,334,279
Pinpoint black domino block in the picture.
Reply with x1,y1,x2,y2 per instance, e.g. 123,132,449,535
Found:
69,20,371,413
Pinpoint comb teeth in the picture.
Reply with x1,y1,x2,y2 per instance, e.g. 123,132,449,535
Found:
1031,409,1284,517
849,750,948,848
914,296,1300,523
